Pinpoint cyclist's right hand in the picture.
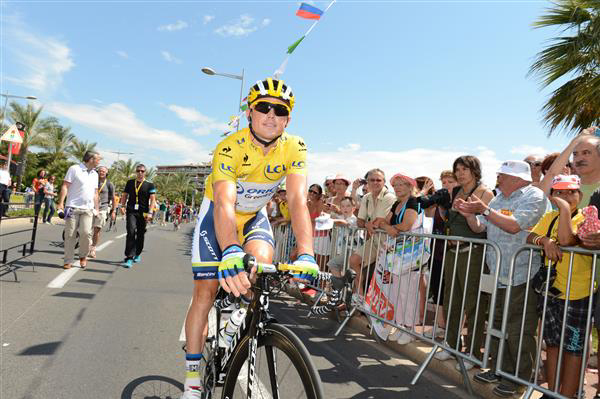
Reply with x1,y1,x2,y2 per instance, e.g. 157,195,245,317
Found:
218,245,252,296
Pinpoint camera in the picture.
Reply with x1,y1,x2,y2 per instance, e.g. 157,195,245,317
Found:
359,178,367,185
420,188,451,209
58,210,65,219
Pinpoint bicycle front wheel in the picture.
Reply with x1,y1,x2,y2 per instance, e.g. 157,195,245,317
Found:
221,323,323,399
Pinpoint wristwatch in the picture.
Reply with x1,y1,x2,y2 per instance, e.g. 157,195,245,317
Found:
482,207,491,217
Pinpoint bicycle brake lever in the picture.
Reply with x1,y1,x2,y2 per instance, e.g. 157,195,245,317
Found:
243,254,257,272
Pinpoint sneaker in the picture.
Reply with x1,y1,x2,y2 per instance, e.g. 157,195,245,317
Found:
492,382,517,397
455,358,475,371
133,255,141,263
180,387,204,399
434,348,453,361
123,259,133,268
474,370,501,384
396,332,415,345
424,328,446,339
88,247,96,259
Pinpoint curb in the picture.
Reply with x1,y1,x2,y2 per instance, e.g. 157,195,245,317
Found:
288,287,543,399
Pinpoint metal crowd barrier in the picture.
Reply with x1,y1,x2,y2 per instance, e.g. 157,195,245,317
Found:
487,244,600,399
272,222,505,395
0,200,39,281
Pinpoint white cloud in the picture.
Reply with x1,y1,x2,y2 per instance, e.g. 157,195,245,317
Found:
165,104,229,136
46,102,209,164
2,14,74,92
337,143,360,152
158,20,188,31
161,51,182,64
203,15,215,24
306,147,504,190
215,14,268,37
116,50,129,59
510,145,548,157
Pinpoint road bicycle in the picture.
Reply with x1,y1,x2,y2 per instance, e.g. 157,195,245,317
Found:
189,255,325,399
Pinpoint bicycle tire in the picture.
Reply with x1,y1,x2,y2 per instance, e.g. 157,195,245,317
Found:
221,323,323,399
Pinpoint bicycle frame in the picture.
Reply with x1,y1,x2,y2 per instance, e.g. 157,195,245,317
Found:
208,274,278,397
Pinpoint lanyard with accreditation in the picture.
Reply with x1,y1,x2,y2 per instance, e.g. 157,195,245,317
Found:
134,179,145,210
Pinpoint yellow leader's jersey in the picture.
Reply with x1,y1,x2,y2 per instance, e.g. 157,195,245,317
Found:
205,128,307,215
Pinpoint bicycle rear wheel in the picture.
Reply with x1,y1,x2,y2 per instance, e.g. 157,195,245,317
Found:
221,323,323,399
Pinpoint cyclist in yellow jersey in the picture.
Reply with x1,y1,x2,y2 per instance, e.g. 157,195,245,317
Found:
181,78,318,398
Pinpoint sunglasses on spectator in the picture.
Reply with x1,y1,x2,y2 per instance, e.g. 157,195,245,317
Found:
526,161,542,167
253,101,290,117
136,170,146,173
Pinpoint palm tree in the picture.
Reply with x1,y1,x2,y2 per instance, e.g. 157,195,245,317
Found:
145,167,157,181
529,0,600,135
7,101,54,188
69,139,97,162
40,120,76,159
109,158,140,189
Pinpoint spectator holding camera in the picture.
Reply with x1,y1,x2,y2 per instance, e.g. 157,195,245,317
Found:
325,174,351,217
57,151,101,269
348,168,396,299
526,175,592,398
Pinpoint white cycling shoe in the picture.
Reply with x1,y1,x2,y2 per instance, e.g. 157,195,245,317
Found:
180,388,204,399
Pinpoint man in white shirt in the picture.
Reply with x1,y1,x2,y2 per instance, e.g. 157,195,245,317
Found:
57,151,101,269
0,162,11,218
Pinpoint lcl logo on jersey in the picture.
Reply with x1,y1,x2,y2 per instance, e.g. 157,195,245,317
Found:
220,163,234,176
290,161,305,169
264,164,286,181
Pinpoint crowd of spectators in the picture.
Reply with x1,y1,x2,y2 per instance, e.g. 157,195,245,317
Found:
267,127,600,398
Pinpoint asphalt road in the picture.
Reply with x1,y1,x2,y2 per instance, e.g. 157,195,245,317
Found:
1,218,473,399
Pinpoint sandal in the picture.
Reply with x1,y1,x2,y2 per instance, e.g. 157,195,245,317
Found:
79,258,87,269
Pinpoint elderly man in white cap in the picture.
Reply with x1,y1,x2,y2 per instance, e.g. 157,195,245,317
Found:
452,160,548,397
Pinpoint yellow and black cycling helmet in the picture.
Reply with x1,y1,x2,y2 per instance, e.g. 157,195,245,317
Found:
247,78,295,110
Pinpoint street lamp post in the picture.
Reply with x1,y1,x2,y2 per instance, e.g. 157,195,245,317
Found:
1,93,37,172
201,67,245,131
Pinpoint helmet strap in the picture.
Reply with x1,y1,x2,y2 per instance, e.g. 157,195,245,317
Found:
249,123,281,148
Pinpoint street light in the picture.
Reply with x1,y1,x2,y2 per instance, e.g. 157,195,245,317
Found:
1,93,38,171
201,66,245,131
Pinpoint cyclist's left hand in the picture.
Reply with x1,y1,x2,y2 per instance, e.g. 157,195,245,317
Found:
291,254,319,284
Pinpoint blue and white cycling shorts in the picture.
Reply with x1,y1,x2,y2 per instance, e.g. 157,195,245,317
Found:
191,199,275,280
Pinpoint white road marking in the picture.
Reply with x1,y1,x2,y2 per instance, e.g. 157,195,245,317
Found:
46,239,115,289
179,298,193,341
95,240,113,252
116,233,127,239
47,260,81,288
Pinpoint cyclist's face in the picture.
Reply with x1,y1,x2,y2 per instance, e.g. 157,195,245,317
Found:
249,97,291,142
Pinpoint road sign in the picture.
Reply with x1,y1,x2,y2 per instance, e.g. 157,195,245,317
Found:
1,124,24,143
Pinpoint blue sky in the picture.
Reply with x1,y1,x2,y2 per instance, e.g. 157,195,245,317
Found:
0,0,579,187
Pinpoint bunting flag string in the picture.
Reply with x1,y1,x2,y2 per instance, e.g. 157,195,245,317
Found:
274,0,336,79
221,1,336,139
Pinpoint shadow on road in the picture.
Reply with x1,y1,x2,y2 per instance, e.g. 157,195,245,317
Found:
121,375,183,399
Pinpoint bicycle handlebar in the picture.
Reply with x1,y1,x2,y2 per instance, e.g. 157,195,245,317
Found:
243,254,331,282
